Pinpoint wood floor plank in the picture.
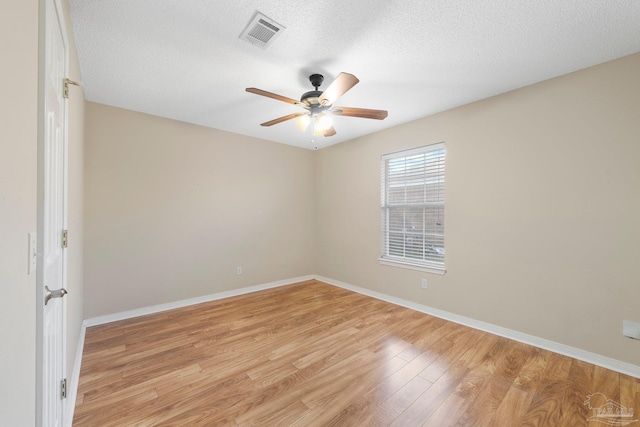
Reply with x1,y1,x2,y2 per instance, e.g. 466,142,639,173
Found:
422,392,471,427
513,347,552,393
592,364,621,403
519,352,573,426
489,384,533,426
236,340,400,423
121,373,247,426
72,280,640,426
453,337,515,407
558,359,594,427
620,374,640,421
454,375,512,426
493,342,536,384
390,361,469,426
73,388,159,426
419,327,484,383
232,348,379,425
369,375,433,425
80,363,202,404
292,355,411,427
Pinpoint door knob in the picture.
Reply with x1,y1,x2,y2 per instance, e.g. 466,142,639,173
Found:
44,286,68,306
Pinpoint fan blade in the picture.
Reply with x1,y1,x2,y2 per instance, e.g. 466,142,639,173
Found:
260,113,305,127
318,72,359,106
323,126,336,137
331,106,388,120
246,88,302,106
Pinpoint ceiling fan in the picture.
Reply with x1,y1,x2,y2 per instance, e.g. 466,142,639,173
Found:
246,72,388,137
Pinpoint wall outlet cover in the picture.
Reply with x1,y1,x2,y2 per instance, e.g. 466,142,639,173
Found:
623,320,640,340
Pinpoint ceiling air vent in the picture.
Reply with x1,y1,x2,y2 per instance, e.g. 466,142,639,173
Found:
240,12,285,49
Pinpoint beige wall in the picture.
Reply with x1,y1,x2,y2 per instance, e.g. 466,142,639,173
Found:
84,103,316,318
0,0,39,423
316,52,640,365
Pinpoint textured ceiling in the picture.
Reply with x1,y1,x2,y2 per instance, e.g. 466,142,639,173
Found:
70,0,640,150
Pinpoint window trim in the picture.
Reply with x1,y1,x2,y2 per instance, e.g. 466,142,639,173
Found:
380,142,446,274
378,257,446,275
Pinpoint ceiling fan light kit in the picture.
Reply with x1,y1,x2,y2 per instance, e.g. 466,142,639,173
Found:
246,72,388,139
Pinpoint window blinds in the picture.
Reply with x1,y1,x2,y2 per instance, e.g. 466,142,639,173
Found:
381,143,445,270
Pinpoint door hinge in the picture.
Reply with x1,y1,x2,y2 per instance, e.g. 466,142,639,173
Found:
61,378,67,399
62,229,68,249
63,78,81,99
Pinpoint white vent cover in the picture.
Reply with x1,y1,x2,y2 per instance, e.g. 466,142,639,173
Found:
240,12,285,49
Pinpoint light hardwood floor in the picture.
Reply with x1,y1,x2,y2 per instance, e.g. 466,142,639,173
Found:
73,280,640,426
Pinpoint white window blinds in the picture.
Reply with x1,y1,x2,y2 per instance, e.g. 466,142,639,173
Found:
381,143,445,272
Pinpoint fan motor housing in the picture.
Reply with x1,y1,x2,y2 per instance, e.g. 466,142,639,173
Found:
301,73,329,113
300,90,322,107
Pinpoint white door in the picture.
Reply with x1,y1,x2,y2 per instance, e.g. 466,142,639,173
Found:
41,0,68,425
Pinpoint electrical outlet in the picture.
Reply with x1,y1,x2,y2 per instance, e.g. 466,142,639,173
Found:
421,278,427,289
236,266,242,275
623,320,640,340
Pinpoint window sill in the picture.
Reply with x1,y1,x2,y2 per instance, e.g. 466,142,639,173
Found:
378,258,446,275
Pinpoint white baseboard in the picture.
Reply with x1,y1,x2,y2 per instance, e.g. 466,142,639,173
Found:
314,275,640,379
65,322,86,427
83,275,314,327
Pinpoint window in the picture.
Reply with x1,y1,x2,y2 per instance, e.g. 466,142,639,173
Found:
380,143,445,274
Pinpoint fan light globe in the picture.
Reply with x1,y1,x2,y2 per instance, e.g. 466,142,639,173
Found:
296,114,311,132
314,113,333,133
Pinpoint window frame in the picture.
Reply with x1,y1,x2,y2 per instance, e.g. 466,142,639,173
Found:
379,142,446,275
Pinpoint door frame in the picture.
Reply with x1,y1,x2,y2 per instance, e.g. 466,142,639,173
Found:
36,0,70,424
